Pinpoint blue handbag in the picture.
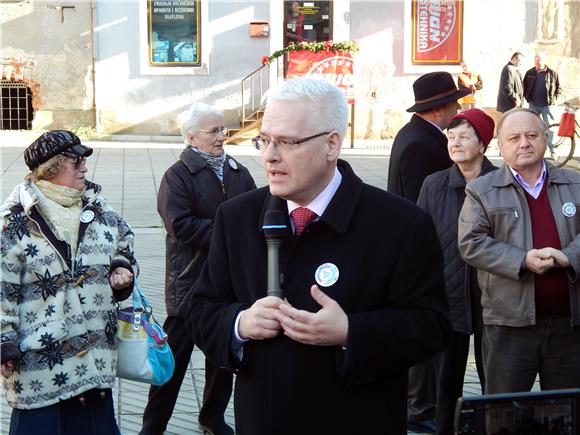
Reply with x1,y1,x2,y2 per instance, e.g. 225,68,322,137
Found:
116,279,175,385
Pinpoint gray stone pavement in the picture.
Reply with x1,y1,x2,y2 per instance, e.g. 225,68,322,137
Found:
0,132,556,434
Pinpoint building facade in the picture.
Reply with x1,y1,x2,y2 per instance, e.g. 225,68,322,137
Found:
2,0,579,138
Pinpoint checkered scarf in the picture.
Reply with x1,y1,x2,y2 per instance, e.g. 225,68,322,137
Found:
189,146,226,182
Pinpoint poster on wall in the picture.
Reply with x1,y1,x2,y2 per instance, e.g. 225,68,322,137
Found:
287,50,354,103
411,0,463,65
148,0,201,67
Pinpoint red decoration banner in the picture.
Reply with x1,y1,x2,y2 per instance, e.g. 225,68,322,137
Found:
411,0,463,65
287,50,354,103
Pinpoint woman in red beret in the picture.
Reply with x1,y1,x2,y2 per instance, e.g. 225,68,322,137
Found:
417,109,498,435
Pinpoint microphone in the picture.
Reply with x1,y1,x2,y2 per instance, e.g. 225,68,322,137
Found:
262,210,287,298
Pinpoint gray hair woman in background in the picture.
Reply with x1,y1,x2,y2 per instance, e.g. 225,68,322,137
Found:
140,103,256,435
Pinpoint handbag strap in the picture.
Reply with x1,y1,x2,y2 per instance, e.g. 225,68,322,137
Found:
117,309,168,346
129,278,153,332
132,278,151,311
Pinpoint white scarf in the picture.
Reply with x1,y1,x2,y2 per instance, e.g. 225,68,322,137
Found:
33,181,84,256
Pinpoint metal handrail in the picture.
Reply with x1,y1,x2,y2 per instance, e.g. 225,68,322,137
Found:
240,57,283,126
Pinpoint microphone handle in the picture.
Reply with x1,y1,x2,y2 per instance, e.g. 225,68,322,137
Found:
266,239,283,298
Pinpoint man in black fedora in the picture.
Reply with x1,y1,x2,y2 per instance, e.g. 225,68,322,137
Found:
388,71,470,202
387,71,469,433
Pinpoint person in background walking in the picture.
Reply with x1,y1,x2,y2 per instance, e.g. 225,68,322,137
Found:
457,61,483,111
523,51,562,159
497,52,525,113
417,109,497,435
140,103,256,435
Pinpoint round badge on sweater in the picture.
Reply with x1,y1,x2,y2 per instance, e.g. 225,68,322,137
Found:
562,202,576,218
80,210,95,223
228,159,238,170
315,263,339,287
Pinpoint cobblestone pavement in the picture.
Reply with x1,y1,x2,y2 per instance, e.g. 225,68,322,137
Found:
0,135,547,434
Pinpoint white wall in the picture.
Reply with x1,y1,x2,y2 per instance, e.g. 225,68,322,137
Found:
94,0,270,134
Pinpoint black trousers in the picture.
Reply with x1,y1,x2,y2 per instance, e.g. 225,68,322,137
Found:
483,319,580,394
141,316,233,434
9,389,119,435
435,331,485,435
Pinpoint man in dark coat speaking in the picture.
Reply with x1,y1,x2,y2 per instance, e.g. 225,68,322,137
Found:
187,77,450,434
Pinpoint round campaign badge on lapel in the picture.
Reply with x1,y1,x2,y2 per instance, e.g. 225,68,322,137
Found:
562,202,576,218
228,158,238,170
80,210,95,223
315,263,339,288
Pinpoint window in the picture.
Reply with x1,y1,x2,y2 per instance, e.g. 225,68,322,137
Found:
147,0,201,67
0,81,33,130
284,1,332,47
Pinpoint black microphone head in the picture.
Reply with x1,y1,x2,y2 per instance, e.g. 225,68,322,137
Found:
263,210,287,239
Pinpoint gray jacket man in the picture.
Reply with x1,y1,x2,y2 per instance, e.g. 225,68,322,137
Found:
496,52,524,113
458,108,580,395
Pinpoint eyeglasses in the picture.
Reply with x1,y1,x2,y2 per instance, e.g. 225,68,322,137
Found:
198,126,228,136
62,154,86,168
252,131,331,152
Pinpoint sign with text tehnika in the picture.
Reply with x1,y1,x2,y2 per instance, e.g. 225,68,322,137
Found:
411,0,463,65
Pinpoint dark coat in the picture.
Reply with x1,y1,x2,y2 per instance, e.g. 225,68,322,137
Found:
496,62,524,113
417,158,497,334
523,65,561,106
157,148,255,317
188,160,451,435
387,114,453,202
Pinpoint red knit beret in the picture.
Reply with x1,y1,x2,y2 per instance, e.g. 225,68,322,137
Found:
450,109,495,151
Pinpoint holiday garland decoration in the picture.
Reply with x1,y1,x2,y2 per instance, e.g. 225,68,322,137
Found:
262,40,359,65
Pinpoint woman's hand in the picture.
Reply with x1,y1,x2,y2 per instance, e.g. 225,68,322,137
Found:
1,361,15,378
109,267,134,290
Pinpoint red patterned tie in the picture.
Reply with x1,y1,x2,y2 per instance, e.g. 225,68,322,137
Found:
290,207,318,238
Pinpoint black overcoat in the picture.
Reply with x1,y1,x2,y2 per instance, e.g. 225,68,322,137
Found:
387,114,452,202
188,160,450,435
417,158,497,334
496,62,524,113
157,147,256,316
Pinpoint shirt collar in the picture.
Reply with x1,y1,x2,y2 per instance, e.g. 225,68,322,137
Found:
287,166,342,218
417,115,444,133
508,161,547,194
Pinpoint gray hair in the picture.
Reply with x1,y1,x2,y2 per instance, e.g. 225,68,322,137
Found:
264,77,348,140
496,107,547,140
177,102,222,145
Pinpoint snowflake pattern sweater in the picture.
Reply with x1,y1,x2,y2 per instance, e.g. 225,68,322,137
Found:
0,180,138,409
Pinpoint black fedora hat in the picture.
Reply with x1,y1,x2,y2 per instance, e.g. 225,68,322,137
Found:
407,71,471,113
24,130,93,170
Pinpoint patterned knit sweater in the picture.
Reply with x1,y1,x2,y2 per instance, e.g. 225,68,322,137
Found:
0,180,138,409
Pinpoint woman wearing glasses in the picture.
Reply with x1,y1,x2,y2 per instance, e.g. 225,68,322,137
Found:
417,109,497,435
141,102,255,435
0,130,138,434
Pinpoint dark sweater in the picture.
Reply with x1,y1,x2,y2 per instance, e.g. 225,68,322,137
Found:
524,184,570,318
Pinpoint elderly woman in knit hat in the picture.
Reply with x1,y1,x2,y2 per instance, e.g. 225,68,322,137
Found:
417,109,497,435
0,130,137,434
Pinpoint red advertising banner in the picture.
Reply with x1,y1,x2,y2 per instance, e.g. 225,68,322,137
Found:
287,50,355,103
411,0,463,65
